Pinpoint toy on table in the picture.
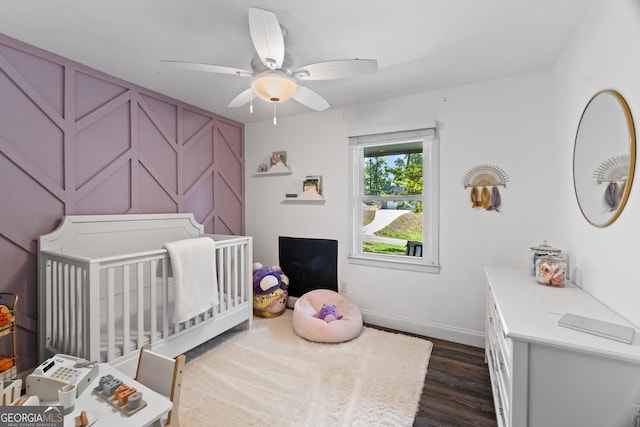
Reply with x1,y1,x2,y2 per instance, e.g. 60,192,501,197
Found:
75,410,89,427
94,374,147,416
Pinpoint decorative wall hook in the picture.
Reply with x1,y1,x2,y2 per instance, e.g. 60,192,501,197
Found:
593,154,629,183
461,164,510,188
462,164,509,212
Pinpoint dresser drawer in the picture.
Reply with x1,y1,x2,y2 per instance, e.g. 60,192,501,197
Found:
487,334,510,423
487,287,513,382
487,286,514,426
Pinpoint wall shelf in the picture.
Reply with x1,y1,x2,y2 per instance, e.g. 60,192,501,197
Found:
282,197,326,204
253,159,292,177
253,169,293,177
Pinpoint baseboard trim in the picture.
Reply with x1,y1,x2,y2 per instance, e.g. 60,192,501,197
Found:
286,296,298,309
361,309,486,348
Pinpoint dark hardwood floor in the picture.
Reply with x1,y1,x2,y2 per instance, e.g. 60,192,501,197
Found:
368,324,497,427
413,336,497,427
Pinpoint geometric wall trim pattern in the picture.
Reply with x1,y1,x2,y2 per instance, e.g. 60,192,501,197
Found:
0,33,244,371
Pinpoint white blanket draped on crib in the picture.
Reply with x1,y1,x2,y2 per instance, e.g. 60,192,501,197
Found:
165,237,219,323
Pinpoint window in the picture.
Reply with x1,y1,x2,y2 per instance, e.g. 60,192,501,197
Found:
348,128,439,273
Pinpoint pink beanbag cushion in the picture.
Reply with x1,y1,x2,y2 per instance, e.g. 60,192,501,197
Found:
292,289,363,343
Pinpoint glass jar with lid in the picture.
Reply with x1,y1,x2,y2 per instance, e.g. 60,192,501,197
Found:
535,254,567,287
530,240,562,276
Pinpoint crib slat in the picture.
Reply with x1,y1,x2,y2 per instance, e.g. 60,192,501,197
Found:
68,265,76,356
122,264,130,356
161,257,169,338
62,264,69,354
226,246,232,309
56,262,63,350
137,262,144,349
43,260,53,354
245,237,254,329
217,249,225,314
233,245,239,307
58,263,64,352
106,268,116,362
150,260,157,343
228,246,234,309
75,265,84,358
87,262,101,363
239,244,245,302
51,261,57,349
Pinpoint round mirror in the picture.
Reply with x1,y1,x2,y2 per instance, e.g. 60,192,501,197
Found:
573,90,636,227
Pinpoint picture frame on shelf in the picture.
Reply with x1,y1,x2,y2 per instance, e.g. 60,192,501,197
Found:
282,177,325,203
264,151,290,174
271,151,287,167
303,175,323,196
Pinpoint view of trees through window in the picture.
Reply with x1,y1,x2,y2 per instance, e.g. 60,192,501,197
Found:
362,142,423,256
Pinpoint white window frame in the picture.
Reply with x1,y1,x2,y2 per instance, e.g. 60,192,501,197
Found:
348,127,440,273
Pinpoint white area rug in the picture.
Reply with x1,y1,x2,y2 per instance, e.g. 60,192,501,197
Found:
180,309,433,427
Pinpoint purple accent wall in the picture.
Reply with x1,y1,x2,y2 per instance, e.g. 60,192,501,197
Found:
0,33,245,371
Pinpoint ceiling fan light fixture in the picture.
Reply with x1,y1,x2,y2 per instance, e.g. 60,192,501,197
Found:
251,74,297,103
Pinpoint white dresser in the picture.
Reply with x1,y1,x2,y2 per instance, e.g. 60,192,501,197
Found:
485,267,640,427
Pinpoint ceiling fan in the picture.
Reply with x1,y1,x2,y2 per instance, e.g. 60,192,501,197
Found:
162,7,377,122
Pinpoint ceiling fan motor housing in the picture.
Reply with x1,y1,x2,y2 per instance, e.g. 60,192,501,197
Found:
251,54,295,76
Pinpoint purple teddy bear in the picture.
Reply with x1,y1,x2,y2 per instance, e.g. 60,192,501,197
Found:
317,304,343,323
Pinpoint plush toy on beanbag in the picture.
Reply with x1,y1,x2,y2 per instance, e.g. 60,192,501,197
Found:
317,304,343,323
293,289,363,343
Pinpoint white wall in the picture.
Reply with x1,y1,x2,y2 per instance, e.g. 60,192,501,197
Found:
246,0,640,347
245,72,562,346
553,0,640,328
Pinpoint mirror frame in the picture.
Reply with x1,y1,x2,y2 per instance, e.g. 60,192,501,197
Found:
573,89,636,227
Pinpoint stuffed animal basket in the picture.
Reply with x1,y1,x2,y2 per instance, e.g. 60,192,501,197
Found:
253,289,288,318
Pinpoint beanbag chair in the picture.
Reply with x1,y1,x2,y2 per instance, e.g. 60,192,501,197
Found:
292,289,363,343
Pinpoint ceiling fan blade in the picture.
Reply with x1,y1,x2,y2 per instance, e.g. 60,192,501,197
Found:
293,59,378,80
161,60,253,77
292,85,330,111
248,7,284,70
228,88,254,108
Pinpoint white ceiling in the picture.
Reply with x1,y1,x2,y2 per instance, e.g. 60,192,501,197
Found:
0,0,592,124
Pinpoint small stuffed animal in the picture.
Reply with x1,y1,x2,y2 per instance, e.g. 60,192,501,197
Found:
253,267,282,294
317,304,343,323
252,262,290,295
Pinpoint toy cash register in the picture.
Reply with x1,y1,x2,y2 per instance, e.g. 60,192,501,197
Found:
26,354,98,402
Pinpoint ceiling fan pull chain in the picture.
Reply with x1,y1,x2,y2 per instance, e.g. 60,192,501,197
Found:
273,103,277,125
250,92,253,114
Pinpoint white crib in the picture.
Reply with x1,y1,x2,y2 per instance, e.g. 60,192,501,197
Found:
38,213,253,376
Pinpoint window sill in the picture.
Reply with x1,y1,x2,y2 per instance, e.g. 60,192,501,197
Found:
347,255,440,273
